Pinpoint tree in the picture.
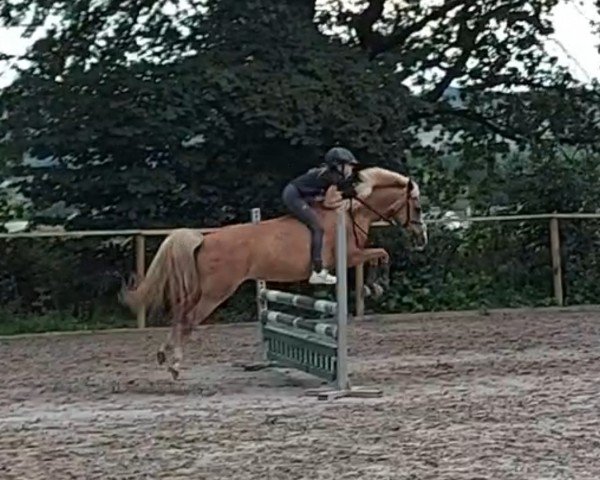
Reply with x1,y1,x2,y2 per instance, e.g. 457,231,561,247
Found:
1,0,419,228
0,0,599,229
3,0,600,324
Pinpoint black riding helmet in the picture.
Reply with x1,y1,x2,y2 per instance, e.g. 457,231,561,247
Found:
324,147,358,168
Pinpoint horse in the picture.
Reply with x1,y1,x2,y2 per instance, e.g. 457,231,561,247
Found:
119,166,427,379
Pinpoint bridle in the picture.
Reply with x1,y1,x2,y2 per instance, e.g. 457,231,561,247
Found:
347,179,424,248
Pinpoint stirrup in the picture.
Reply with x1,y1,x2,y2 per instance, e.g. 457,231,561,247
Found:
309,269,337,285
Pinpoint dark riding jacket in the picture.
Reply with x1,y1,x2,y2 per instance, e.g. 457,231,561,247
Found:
289,166,355,201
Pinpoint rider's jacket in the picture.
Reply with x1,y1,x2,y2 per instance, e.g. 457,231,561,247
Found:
289,166,351,201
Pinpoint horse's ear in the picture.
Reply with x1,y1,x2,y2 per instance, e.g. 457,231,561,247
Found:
407,178,414,192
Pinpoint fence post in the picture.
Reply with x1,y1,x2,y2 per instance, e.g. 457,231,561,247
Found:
549,216,564,306
135,234,146,328
335,208,349,391
355,263,365,318
251,208,267,360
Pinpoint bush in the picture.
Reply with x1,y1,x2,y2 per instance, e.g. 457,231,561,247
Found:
3,150,600,334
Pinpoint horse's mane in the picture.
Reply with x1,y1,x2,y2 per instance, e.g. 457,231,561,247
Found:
322,166,411,211
354,167,410,200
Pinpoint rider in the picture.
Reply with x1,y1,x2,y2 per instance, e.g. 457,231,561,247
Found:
282,146,359,285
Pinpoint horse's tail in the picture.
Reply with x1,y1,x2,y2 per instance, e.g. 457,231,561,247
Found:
119,228,205,320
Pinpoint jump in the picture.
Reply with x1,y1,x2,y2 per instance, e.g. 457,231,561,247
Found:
119,163,428,379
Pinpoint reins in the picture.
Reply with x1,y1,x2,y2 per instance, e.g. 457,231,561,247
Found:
346,185,411,248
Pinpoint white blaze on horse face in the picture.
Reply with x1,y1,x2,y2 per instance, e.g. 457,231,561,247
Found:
408,180,428,250
410,181,420,199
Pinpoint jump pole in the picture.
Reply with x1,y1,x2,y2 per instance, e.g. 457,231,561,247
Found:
240,207,382,400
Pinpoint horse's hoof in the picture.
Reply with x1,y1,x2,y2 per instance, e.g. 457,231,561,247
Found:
372,283,384,299
168,366,180,380
157,351,166,365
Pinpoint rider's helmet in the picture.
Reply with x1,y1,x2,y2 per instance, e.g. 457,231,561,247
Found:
324,147,358,169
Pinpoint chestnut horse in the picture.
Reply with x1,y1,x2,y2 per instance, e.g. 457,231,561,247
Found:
120,167,427,378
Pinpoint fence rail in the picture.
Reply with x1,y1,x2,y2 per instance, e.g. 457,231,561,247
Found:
1,212,597,327
2,212,600,240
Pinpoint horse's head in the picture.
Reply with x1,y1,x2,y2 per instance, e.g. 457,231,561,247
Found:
352,167,428,251
397,178,428,251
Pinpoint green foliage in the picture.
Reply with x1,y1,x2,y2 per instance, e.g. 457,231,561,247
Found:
0,235,272,334
0,0,419,229
3,0,598,230
0,309,132,336
0,237,131,320
365,148,600,314
1,1,600,333
370,222,555,314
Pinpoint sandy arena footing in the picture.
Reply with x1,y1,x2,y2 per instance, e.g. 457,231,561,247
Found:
1,311,599,479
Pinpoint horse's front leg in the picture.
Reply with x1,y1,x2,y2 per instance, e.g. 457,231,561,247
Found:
350,248,390,299
364,261,385,299
379,261,390,289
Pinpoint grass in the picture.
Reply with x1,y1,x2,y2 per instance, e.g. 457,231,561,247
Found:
0,309,135,336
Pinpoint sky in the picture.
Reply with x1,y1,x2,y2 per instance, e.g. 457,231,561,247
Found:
0,0,599,89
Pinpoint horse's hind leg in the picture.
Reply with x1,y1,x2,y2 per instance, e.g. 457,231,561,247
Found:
157,327,174,365
168,297,222,380
167,290,236,380
168,319,192,380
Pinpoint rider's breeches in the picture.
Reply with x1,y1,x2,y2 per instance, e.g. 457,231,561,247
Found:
282,183,324,272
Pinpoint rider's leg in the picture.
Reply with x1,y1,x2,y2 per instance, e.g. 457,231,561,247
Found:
282,184,336,284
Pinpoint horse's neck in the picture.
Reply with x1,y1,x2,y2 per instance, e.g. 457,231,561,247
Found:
366,186,406,217
351,186,405,244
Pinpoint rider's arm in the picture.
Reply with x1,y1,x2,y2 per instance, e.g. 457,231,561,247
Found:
335,175,357,199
